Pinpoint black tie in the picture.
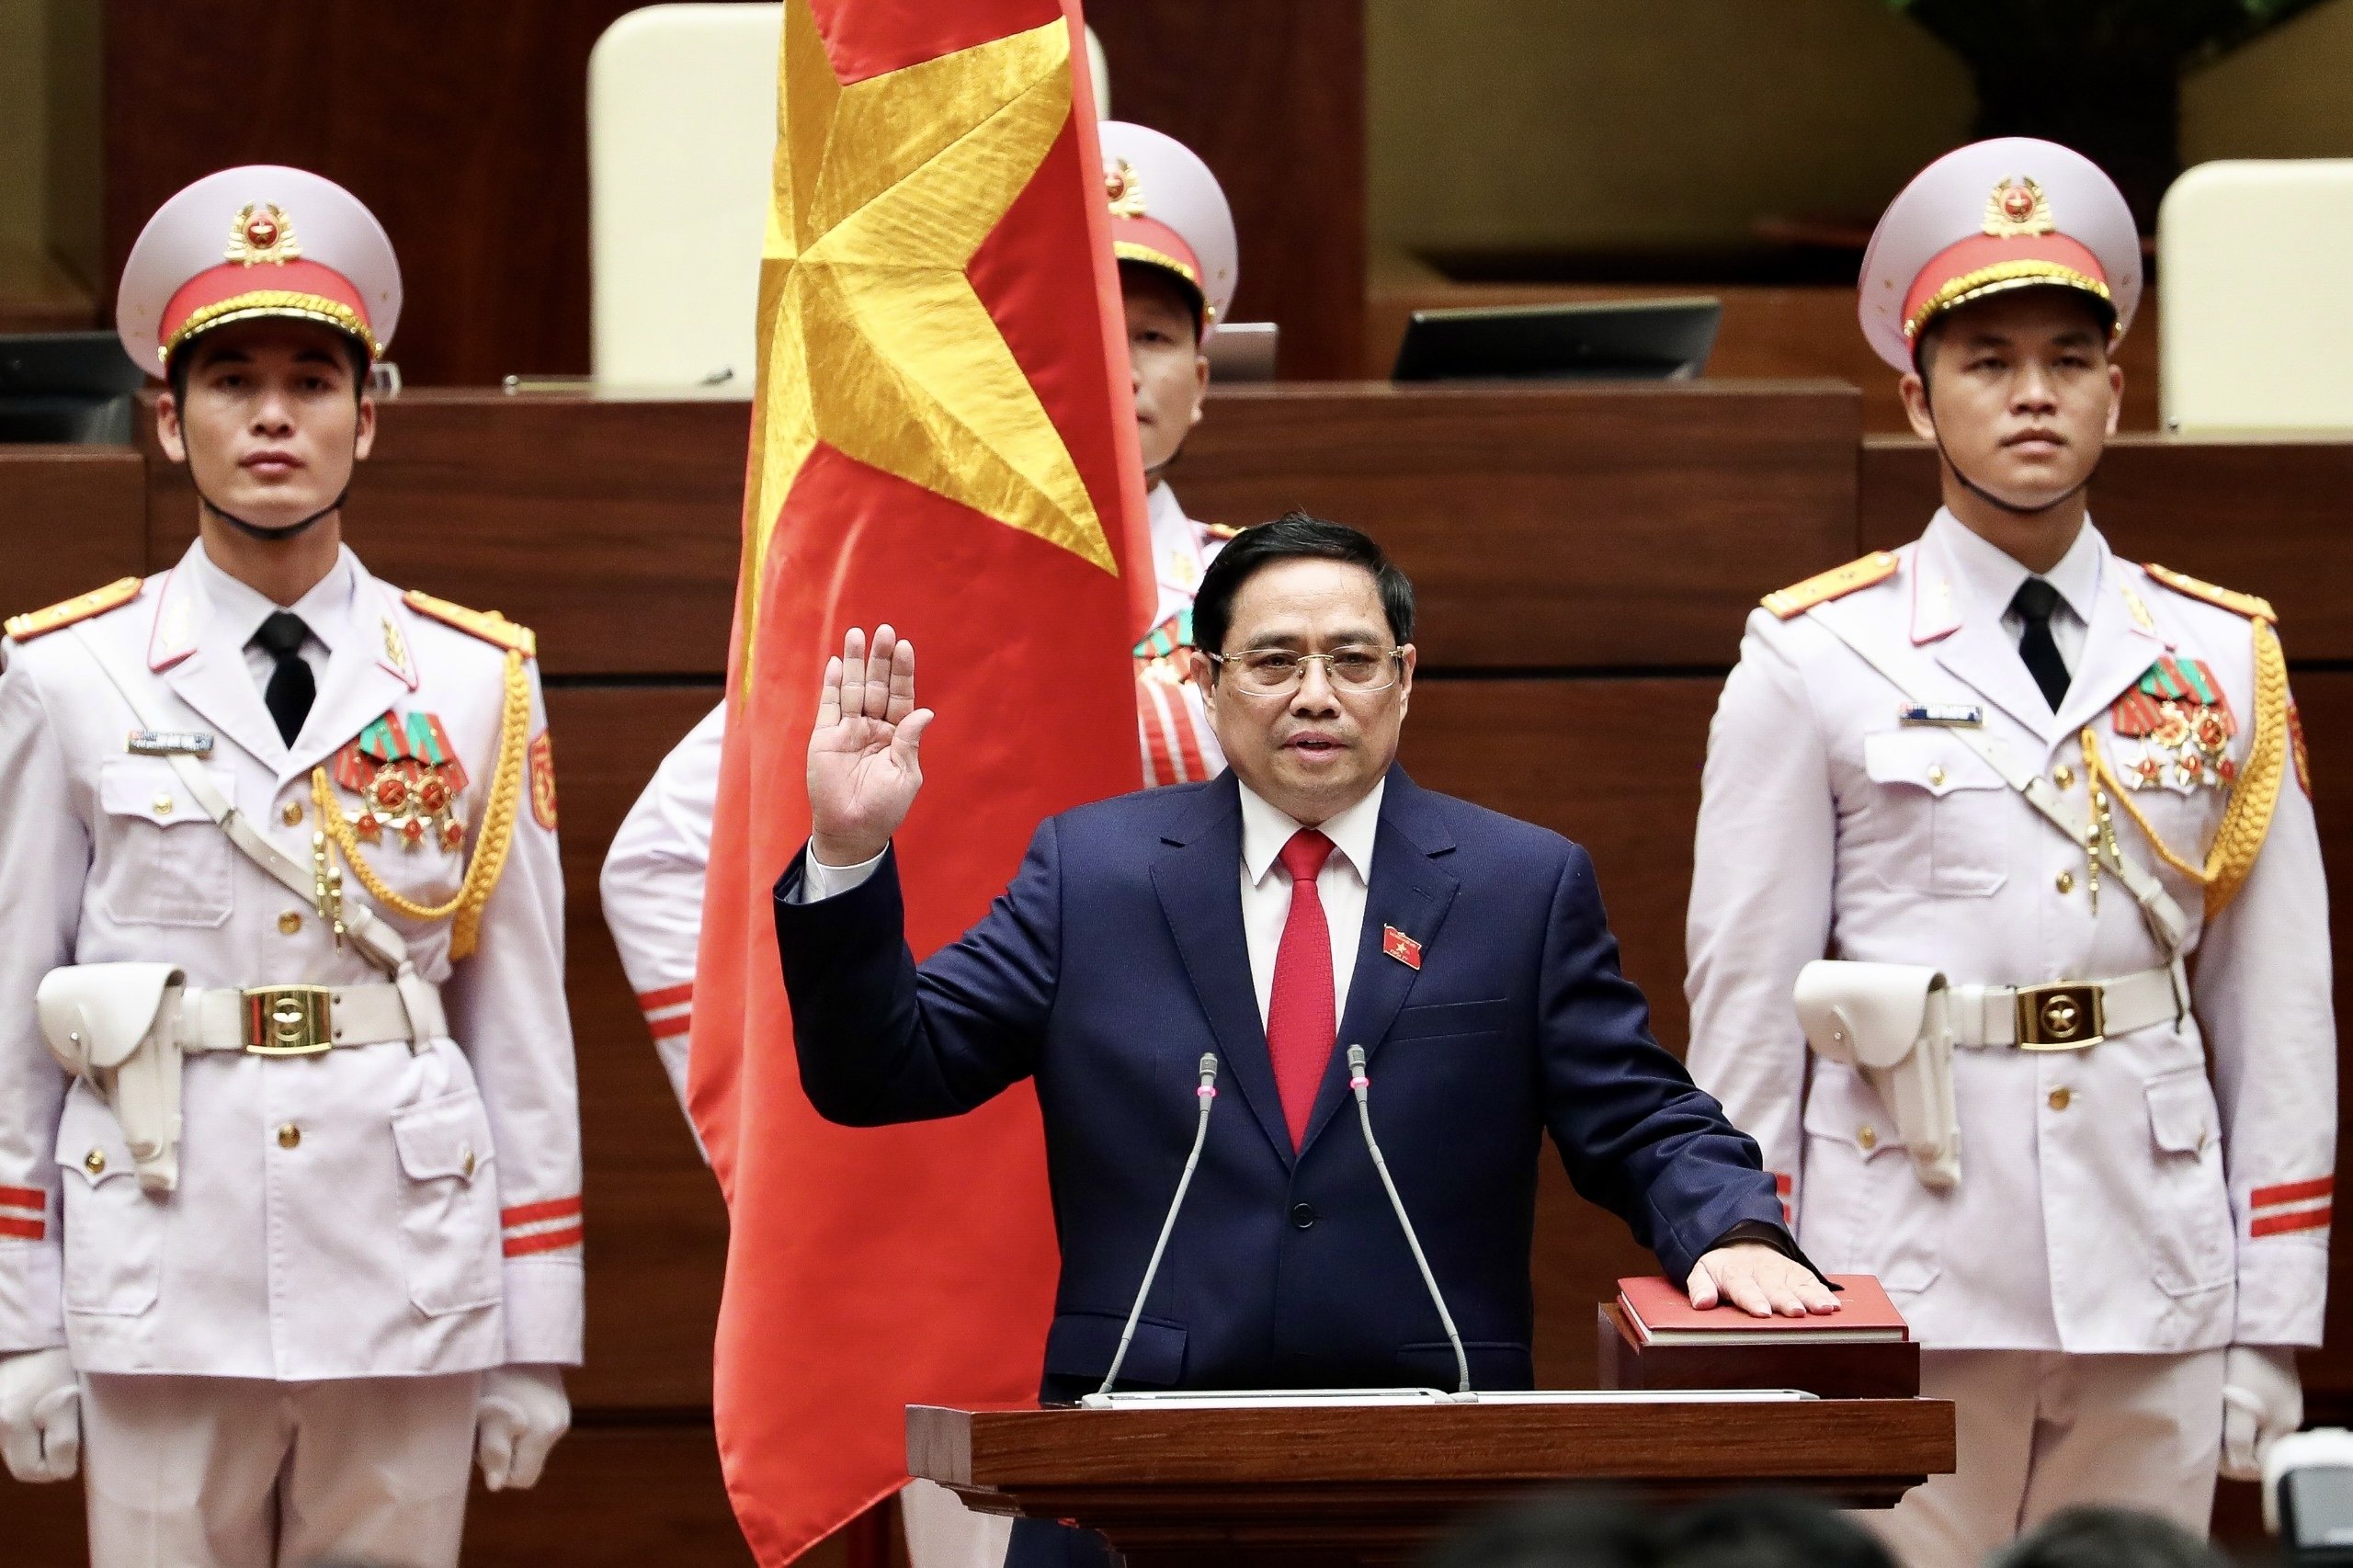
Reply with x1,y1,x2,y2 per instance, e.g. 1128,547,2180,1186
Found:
255,610,315,745
2011,578,2071,710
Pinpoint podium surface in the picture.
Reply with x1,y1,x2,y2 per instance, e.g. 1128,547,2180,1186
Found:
910,1394,1955,1566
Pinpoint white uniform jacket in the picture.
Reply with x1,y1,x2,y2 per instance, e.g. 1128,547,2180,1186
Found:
601,481,1232,1113
1134,481,1232,787
599,703,722,1109
0,541,584,1380
1687,511,2333,1355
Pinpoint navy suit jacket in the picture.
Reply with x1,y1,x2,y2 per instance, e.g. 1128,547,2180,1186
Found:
774,767,1785,1401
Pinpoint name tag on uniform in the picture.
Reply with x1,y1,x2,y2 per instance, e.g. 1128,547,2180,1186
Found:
127,729,214,756
1899,704,1983,728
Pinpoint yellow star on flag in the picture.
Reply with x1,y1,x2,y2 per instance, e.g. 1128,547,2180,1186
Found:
737,2,1111,674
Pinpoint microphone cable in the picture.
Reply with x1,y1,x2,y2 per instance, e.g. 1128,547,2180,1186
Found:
1347,1044,1471,1397
1096,1052,1219,1400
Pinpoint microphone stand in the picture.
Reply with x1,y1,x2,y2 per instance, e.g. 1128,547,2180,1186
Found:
1347,1044,1472,1398
1095,1053,1219,1401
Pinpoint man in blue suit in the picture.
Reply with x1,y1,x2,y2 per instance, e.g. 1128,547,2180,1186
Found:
775,515,1832,1561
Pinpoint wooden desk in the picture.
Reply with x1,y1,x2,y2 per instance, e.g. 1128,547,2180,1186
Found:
911,1396,1957,1565
3,381,2345,1559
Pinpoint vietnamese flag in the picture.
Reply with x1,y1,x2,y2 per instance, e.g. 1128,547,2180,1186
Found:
685,1,1153,1562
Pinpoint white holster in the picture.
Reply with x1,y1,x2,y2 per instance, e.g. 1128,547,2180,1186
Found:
1793,960,1961,1189
36,964,187,1194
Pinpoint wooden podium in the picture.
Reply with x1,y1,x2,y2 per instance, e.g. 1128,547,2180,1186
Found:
909,1392,1956,1566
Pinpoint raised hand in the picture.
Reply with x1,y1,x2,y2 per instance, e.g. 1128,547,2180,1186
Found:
807,624,934,868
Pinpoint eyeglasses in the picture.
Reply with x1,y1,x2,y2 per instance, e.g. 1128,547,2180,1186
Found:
1205,645,1405,697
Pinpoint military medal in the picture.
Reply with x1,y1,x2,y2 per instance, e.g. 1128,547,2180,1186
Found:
2109,656,2237,793
1132,608,1194,665
330,710,471,851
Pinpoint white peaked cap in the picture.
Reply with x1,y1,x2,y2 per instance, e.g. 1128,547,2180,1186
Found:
118,164,402,376
1859,137,2140,371
1098,120,1238,335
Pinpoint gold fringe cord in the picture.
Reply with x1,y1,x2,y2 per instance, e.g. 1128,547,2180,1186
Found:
309,647,531,960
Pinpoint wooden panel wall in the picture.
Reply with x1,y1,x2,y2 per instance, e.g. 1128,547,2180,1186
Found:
99,0,1366,384
1085,0,1365,379
7,386,2350,1553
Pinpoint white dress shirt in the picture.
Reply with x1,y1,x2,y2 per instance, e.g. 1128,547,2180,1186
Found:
801,777,1388,1029
186,539,349,699
1937,506,2099,676
1233,778,1382,1028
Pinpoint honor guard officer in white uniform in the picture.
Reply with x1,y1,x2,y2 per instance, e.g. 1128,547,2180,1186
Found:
595,119,1240,1568
0,166,583,1568
1686,138,2333,1566
604,120,1243,1109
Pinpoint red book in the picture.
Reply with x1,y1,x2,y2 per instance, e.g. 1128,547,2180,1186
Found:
1616,1274,1911,1346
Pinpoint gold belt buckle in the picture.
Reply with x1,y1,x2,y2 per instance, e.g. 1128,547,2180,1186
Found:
2014,982,2104,1051
242,985,335,1056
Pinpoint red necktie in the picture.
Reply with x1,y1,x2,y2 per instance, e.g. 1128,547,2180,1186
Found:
1267,829,1337,1151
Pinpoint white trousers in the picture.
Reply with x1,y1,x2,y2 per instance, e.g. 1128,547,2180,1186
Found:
1874,1348,2225,1568
80,1372,479,1568
902,1477,1013,1568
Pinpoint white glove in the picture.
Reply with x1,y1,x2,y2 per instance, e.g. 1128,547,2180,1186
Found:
0,1347,81,1483
475,1364,570,1492
2223,1345,2303,1482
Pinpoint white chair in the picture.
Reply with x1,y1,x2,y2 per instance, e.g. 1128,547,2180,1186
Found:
589,5,1110,392
2159,159,2353,433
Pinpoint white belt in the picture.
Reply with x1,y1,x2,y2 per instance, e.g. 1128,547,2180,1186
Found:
176,981,447,1057
1945,966,2182,1051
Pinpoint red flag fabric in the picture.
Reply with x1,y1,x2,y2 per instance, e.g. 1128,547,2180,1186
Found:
687,3,1151,1562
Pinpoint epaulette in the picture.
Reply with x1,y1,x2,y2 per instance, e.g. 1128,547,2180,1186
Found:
4,576,142,642
1761,551,1899,620
1202,522,1242,541
402,589,537,658
2143,562,2276,624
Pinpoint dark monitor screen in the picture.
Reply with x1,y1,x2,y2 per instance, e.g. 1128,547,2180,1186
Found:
0,331,147,444
1392,298,1722,383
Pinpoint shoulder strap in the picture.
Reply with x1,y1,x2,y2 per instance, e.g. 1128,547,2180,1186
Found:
1800,608,2194,959
67,624,415,979
1763,551,1900,620
6,577,142,642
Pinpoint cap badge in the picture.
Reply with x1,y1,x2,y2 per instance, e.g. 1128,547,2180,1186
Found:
1105,158,1147,220
1983,177,2054,240
226,203,302,266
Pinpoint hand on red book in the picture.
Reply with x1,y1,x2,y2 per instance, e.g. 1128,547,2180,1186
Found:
808,623,936,867
1685,1243,1841,1319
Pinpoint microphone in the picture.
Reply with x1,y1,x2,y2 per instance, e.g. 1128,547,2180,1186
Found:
1347,1044,1472,1397
1094,1052,1220,1401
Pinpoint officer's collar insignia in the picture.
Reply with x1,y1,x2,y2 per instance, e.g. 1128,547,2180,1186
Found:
376,608,418,689
1984,177,2054,239
1105,158,1146,220
1909,570,1960,645
226,202,301,266
2110,656,2237,793
146,568,199,671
